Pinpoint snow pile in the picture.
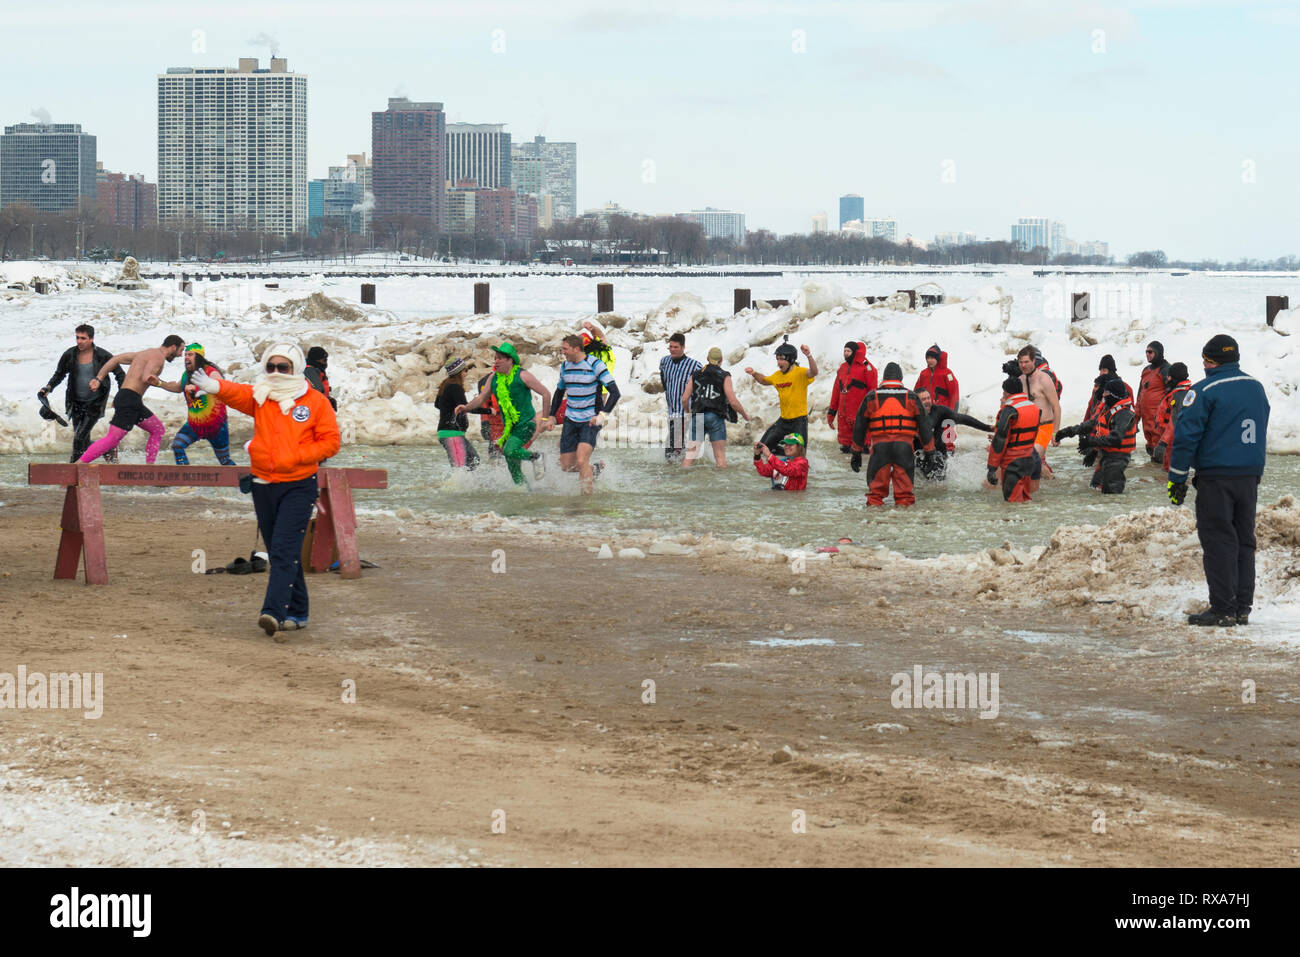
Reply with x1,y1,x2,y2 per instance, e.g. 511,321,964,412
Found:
792,279,847,318
968,497,1300,638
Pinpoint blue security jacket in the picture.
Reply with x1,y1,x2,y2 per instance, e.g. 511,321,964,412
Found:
1169,362,1270,480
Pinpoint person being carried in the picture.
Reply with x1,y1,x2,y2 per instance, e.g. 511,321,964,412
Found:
434,357,480,470
850,362,932,507
148,343,236,465
40,324,125,462
745,337,818,451
754,433,809,491
1152,361,1192,473
78,335,186,464
986,377,1042,502
456,342,552,486
1055,378,1138,493
681,346,749,468
548,334,621,494
827,341,877,453
914,387,994,480
1016,345,1062,477
1136,340,1170,461
188,343,340,637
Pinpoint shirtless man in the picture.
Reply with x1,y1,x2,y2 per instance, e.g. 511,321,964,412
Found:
1017,345,1061,471
78,334,186,464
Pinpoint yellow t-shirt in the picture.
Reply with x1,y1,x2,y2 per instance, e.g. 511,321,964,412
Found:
766,365,813,419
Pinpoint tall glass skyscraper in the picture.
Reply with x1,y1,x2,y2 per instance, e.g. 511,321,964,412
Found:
0,123,97,213
511,135,577,221
839,194,864,230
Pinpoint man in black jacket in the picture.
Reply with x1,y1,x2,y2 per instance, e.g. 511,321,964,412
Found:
40,324,125,462
913,387,993,479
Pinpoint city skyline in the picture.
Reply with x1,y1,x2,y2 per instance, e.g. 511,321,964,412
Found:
2,1,1296,258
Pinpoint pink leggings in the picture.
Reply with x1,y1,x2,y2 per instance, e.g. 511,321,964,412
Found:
79,417,165,464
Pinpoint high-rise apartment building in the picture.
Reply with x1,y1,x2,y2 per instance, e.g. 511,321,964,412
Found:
1011,216,1051,252
934,231,978,247
838,194,864,230
157,57,307,234
446,179,477,234
811,212,828,234
679,208,746,244
0,122,97,213
447,124,511,191
330,153,372,234
372,98,447,231
510,135,576,221
97,172,157,228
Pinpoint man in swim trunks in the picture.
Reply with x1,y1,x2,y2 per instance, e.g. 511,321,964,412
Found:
1017,344,1061,473
79,334,186,464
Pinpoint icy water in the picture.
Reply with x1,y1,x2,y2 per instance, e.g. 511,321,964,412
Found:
6,447,1296,558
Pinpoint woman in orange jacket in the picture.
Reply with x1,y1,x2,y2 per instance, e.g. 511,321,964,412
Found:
190,342,341,638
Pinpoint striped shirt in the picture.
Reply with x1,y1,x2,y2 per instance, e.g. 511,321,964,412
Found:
557,356,614,422
659,354,702,415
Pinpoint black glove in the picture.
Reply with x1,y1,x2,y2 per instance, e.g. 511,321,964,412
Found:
1077,436,1092,450
850,451,862,473
1153,442,1167,462
1081,449,1097,467
986,466,998,486
1168,481,1187,506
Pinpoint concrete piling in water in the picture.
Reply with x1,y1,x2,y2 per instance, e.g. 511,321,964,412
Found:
897,289,917,310
1266,295,1288,327
734,288,751,314
1072,292,1090,322
597,282,613,313
474,282,490,314
361,283,376,305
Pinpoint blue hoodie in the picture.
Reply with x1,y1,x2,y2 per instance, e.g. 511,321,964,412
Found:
1169,362,1270,481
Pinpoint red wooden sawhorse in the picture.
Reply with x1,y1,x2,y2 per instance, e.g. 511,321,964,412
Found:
27,463,388,585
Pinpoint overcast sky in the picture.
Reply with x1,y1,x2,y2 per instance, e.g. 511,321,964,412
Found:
4,0,1297,258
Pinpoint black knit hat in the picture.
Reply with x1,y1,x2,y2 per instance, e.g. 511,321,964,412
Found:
925,344,941,361
1202,334,1239,364
1002,376,1023,395
306,346,329,364
882,361,903,381
1104,377,1127,399
1099,353,1116,373
1167,361,1188,382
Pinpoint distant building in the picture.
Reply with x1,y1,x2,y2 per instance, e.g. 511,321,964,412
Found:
1011,216,1051,252
372,97,446,231
473,187,534,244
1078,240,1109,259
580,202,646,228
511,135,577,221
841,216,897,243
447,123,511,190
157,57,307,234
679,208,745,244
1050,220,1070,257
934,231,978,247
838,194,864,230
307,180,324,237
811,212,828,234
1,122,97,213
446,179,477,234
329,153,372,234
97,171,157,229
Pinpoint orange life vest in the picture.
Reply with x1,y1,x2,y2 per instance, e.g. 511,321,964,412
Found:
1096,396,1138,455
989,394,1040,468
863,381,921,441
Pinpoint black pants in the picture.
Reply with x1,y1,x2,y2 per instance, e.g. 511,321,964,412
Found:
1194,475,1259,617
251,475,318,622
760,416,808,451
666,414,687,460
68,400,105,462
1090,452,1130,493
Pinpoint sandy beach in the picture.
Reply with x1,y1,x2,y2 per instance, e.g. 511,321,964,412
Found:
1,485,1296,867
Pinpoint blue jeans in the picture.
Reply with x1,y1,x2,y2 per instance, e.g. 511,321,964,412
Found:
689,412,727,442
173,422,234,465
251,475,317,622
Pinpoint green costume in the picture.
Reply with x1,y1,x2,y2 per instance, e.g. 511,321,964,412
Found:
490,344,537,485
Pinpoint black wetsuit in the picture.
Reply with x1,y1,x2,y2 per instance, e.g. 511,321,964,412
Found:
915,404,993,479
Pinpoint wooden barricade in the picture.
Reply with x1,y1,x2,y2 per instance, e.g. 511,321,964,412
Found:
28,463,387,585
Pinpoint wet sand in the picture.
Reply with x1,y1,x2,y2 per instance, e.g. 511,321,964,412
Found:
1,487,1297,866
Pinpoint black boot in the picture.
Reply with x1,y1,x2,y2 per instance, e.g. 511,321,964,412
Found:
1187,610,1235,627
1235,610,1250,625
839,445,851,454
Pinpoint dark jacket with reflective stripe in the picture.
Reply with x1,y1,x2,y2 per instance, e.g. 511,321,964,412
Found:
1169,363,1270,480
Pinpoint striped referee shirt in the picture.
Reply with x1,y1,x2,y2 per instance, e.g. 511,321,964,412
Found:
659,354,701,415
557,356,614,423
